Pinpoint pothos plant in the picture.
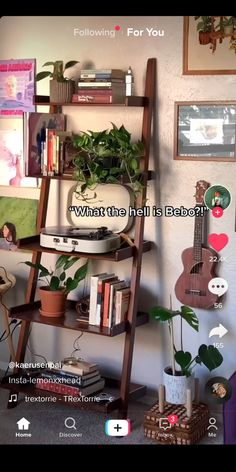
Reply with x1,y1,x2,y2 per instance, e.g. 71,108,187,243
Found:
150,304,223,377
72,123,145,199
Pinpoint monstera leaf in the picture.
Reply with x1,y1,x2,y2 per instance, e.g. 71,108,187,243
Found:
149,306,173,322
180,306,199,332
198,345,223,371
175,350,192,376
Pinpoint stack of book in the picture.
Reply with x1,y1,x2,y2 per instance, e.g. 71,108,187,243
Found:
89,272,130,327
73,69,126,104
36,360,105,397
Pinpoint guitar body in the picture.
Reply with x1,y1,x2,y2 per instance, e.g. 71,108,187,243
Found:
175,247,218,308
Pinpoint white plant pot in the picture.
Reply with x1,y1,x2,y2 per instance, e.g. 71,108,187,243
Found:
163,367,195,405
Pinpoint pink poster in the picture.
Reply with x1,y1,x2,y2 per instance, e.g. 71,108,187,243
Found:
0,129,37,187
0,59,36,116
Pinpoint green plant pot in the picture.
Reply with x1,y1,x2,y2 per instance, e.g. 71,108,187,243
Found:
50,80,75,103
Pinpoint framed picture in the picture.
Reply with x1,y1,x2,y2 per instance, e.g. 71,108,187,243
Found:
174,102,236,161
183,16,236,75
0,129,38,187
0,59,36,116
0,196,38,251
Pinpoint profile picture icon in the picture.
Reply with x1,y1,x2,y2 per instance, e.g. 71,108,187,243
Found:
205,376,232,404
204,185,231,211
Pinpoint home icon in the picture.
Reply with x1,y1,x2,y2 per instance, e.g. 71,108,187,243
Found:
17,417,30,430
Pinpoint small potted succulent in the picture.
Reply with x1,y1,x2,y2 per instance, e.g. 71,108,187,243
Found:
36,60,79,103
23,255,87,317
150,303,223,404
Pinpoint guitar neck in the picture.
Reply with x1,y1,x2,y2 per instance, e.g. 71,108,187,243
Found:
193,205,204,262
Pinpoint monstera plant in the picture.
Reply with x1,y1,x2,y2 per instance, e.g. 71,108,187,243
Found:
150,304,223,404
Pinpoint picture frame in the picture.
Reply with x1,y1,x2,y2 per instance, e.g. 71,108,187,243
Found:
183,16,236,75
0,59,36,116
174,101,236,161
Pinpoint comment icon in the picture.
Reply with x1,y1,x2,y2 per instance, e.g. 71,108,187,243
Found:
208,278,228,297
159,418,171,430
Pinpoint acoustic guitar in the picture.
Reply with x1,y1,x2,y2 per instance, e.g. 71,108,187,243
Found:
175,180,218,309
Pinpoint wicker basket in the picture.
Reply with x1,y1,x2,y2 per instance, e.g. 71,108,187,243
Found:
144,401,209,445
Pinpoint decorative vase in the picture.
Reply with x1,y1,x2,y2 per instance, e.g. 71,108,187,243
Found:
163,367,195,404
39,287,67,317
50,80,75,103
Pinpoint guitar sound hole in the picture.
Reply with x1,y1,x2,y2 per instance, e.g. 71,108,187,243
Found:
190,262,203,275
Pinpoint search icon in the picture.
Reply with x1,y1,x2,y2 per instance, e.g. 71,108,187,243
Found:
64,417,76,430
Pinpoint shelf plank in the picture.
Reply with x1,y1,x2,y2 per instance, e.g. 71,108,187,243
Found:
9,300,149,336
17,235,152,261
27,170,154,181
0,375,146,413
34,95,148,107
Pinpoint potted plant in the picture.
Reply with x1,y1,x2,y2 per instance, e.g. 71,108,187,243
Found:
36,60,79,103
194,16,212,45
222,17,236,36
72,123,144,199
23,255,87,317
150,304,223,404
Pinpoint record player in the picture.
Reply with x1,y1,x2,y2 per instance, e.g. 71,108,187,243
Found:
40,184,134,254
40,225,121,253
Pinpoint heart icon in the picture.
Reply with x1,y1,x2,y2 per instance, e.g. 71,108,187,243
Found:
208,233,229,251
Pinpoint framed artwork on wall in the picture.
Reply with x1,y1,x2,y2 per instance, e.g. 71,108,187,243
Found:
174,101,236,161
183,16,236,75
0,129,38,187
0,196,38,251
0,59,36,116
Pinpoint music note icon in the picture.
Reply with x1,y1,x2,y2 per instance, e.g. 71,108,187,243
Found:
9,394,17,402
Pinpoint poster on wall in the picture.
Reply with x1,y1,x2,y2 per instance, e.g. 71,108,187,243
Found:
0,129,37,187
0,59,36,116
0,196,38,251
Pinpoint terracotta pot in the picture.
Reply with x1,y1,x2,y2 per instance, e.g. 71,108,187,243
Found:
39,286,67,317
163,367,195,404
199,32,210,45
50,80,75,103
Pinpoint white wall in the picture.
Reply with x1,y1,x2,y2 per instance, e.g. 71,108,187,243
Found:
0,16,236,395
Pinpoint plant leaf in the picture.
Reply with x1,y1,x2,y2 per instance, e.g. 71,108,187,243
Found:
35,71,52,81
39,269,50,278
180,305,199,332
55,255,70,270
23,261,47,272
198,345,223,371
60,272,66,281
64,61,79,70
149,306,173,322
65,277,78,293
49,276,60,291
74,262,88,282
63,257,79,270
175,350,192,372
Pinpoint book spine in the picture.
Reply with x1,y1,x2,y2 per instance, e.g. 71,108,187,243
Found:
36,379,80,396
72,95,112,104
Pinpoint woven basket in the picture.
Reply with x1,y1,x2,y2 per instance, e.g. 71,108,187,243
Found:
144,401,209,445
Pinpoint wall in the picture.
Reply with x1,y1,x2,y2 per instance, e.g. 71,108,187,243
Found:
0,16,235,395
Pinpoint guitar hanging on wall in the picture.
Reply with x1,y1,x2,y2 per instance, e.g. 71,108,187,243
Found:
175,180,218,309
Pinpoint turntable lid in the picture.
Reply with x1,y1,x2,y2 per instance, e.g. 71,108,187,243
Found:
67,183,134,233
